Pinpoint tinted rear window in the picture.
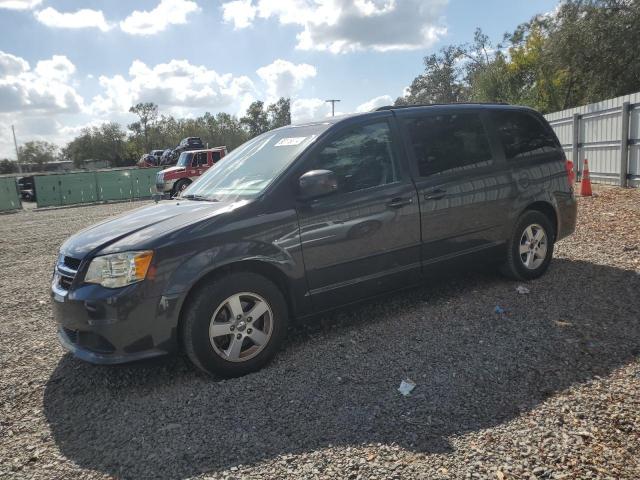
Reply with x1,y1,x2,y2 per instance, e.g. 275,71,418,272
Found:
403,112,493,177
491,110,559,160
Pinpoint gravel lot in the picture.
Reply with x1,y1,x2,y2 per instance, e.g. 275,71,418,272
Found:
1,188,639,480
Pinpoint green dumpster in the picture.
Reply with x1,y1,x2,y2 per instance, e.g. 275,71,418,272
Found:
0,177,21,211
34,174,63,208
97,170,133,201
60,172,98,205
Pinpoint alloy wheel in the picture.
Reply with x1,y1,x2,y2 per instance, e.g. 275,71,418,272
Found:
209,292,273,362
519,223,548,270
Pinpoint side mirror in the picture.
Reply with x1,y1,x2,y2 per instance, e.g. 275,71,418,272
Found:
298,170,338,200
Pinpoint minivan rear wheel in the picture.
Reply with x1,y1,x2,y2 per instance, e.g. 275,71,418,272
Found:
500,210,555,281
181,272,288,377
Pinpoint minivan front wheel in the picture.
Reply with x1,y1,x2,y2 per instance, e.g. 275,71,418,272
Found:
181,272,288,377
501,210,555,281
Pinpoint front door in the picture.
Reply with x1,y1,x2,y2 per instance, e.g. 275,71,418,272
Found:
296,118,421,310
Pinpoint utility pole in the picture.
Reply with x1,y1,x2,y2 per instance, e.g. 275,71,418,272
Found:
325,99,340,117
11,125,22,174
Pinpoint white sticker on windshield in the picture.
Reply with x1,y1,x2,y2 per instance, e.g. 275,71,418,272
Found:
274,137,307,147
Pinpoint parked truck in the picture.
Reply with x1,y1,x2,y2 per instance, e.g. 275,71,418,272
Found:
155,147,227,196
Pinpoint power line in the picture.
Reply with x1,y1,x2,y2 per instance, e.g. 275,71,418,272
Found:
325,99,340,117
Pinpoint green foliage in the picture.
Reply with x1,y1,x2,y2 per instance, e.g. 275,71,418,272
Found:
0,159,18,174
397,45,468,105
241,101,270,137
63,122,131,168
399,1,640,113
267,98,291,129
128,102,159,152
18,141,59,167
241,98,291,137
59,97,290,167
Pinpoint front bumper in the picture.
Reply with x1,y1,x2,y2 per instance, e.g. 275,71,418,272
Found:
51,278,183,365
156,180,176,194
57,327,167,364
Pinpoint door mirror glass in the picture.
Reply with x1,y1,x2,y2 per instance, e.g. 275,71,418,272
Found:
298,170,338,199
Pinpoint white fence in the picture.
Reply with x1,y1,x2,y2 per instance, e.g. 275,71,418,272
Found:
544,92,640,187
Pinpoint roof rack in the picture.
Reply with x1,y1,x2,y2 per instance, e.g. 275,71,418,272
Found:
374,102,510,111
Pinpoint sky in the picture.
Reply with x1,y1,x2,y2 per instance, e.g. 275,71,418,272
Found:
0,0,559,159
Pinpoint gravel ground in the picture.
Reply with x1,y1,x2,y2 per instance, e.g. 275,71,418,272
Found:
1,189,639,480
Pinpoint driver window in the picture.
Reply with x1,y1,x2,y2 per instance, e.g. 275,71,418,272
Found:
312,122,398,194
192,152,207,167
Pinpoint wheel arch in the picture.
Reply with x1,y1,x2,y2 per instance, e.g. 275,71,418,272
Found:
176,259,295,344
522,200,558,239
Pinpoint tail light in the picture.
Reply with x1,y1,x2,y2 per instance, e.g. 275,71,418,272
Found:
565,160,575,187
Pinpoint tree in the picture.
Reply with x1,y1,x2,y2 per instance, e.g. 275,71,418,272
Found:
240,101,270,137
18,141,58,169
267,98,291,129
0,159,17,174
63,122,131,168
399,1,640,113
128,102,158,151
396,45,468,106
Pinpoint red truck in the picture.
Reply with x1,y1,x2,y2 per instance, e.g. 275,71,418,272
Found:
155,147,227,196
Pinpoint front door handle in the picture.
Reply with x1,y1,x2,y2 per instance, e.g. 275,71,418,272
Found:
386,197,414,209
424,188,447,200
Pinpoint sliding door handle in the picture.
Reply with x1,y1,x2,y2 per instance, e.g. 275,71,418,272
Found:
386,197,414,209
424,188,447,200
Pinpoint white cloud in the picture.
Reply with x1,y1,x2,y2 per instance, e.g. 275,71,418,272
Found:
34,7,113,32
222,0,256,29
256,59,316,102
291,97,331,123
355,94,392,112
0,51,86,158
0,0,41,10
91,59,256,115
0,50,29,76
0,51,83,114
34,55,76,82
221,0,448,53
120,0,200,36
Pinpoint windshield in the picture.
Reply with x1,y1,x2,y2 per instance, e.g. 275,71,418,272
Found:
182,123,330,202
177,152,193,167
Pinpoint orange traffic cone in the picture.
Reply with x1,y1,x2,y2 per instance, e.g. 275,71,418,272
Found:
580,159,593,196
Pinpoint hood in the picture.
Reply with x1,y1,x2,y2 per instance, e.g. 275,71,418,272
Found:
60,199,246,259
160,166,185,175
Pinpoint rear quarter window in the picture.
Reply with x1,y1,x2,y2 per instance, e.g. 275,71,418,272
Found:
491,110,560,160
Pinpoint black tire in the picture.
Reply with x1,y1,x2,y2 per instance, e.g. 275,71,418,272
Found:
181,272,288,378
172,179,191,197
500,210,555,281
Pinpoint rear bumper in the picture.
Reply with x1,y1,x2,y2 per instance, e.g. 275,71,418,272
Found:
556,191,578,241
51,280,183,365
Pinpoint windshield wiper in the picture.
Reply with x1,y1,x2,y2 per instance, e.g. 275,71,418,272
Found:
180,194,218,202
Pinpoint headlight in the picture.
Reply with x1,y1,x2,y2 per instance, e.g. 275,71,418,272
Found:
84,251,154,288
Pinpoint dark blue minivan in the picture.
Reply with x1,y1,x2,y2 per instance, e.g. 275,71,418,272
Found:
52,104,577,377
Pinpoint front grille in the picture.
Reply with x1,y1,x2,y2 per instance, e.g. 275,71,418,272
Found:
63,327,78,344
56,254,81,292
63,256,81,270
59,275,73,290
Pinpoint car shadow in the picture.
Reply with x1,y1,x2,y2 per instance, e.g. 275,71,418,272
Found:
43,259,640,479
